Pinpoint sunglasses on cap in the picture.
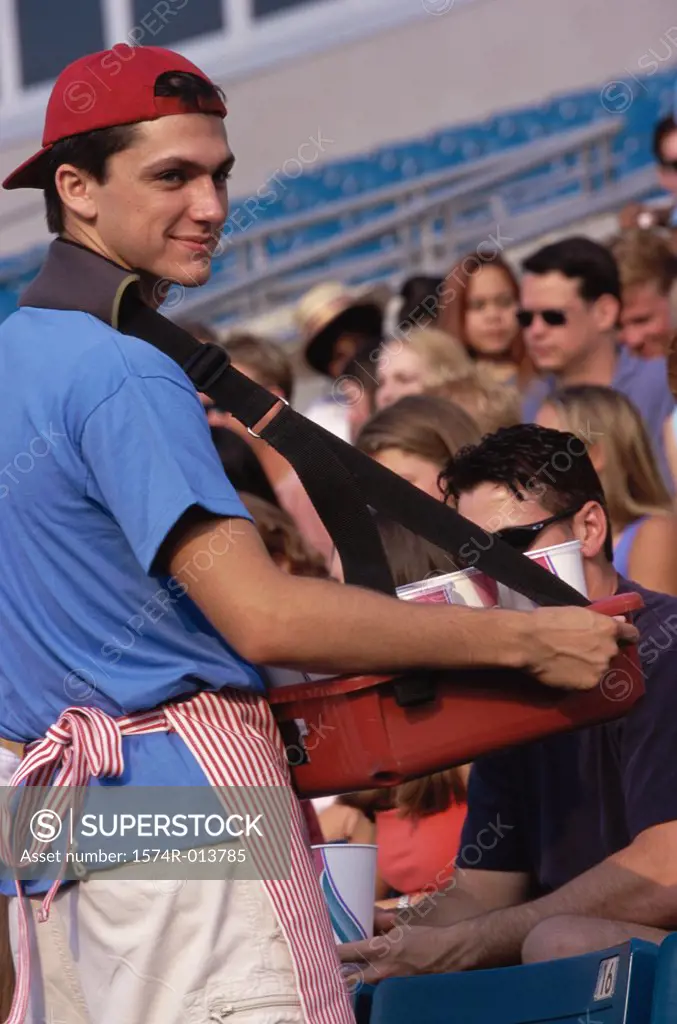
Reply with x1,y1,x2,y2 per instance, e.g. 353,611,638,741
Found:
493,505,582,553
516,309,568,328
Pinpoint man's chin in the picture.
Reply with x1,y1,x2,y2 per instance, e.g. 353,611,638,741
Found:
173,262,213,288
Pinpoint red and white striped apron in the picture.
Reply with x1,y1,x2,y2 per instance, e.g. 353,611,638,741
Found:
2,690,355,1024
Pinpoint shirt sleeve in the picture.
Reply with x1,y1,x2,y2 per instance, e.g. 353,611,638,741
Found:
621,631,677,838
456,751,530,873
80,373,252,572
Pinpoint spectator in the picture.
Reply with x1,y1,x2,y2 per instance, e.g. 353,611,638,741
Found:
320,767,468,903
210,329,294,434
220,331,334,564
520,236,675,488
618,116,677,235
537,386,677,595
340,423,677,979
295,281,388,441
376,327,471,410
437,253,533,388
610,230,677,357
356,394,481,500
335,352,379,443
398,275,444,327
430,364,522,434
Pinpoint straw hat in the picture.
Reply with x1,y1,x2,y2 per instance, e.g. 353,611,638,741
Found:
295,281,390,376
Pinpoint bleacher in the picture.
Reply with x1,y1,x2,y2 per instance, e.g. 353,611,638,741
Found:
0,66,675,326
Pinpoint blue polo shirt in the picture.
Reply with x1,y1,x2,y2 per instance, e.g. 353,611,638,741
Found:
0,307,264,798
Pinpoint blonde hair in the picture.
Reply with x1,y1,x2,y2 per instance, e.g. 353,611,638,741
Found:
383,326,472,388
609,229,677,295
356,394,481,467
429,365,522,435
541,386,672,530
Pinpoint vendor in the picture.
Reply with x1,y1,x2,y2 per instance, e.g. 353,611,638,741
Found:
0,43,634,1024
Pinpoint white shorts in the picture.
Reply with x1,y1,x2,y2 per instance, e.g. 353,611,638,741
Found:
11,872,305,1024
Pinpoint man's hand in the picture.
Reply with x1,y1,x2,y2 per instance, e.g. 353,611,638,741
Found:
527,607,638,690
338,918,485,984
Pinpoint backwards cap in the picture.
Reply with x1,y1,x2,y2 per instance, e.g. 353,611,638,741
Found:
2,44,226,191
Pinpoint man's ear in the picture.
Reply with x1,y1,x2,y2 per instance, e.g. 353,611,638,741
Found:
593,294,621,333
572,500,608,560
55,164,98,224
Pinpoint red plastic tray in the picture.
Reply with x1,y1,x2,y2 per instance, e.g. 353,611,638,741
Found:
269,593,645,798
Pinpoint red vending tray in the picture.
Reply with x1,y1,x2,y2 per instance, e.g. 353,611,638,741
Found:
269,593,645,798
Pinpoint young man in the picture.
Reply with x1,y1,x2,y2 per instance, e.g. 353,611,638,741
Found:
520,236,675,487
610,229,677,358
340,424,677,981
0,46,633,1023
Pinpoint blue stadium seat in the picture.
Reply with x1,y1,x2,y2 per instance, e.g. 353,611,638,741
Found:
367,940,658,1024
649,933,677,1022
2,66,677,326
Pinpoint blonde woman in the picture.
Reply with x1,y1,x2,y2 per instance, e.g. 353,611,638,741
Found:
375,327,472,410
429,363,522,435
537,385,677,594
356,394,481,499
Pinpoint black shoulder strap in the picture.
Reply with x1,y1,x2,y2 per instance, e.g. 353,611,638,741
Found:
118,288,589,609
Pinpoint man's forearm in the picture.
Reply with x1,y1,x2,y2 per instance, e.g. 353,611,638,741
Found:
254,574,531,675
468,833,677,969
168,516,630,687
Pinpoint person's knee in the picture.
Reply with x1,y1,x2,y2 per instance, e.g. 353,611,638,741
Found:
521,916,587,964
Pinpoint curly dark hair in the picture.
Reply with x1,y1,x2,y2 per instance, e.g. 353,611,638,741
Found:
440,423,613,561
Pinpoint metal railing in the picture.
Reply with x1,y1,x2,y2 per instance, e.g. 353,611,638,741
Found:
172,118,627,325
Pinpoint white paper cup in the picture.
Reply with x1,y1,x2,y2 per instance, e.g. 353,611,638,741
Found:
397,568,499,608
498,539,588,611
312,843,377,943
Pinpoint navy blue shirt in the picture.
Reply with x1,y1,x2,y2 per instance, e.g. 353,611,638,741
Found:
458,578,677,894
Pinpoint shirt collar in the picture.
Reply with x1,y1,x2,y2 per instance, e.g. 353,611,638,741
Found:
19,238,140,329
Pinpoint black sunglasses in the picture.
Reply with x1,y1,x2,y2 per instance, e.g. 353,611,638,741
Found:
516,308,568,328
493,505,582,553
660,158,677,173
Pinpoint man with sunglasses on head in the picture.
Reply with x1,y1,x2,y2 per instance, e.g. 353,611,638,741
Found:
339,423,677,982
520,236,675,488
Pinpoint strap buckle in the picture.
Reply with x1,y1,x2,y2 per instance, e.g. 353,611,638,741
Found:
182,343,231,392
247,397,290,439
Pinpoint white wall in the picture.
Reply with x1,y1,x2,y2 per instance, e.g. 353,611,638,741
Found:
2,0,677,256
224,0,677,190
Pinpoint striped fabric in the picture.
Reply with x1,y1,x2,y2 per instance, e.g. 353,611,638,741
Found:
2,691,354,1024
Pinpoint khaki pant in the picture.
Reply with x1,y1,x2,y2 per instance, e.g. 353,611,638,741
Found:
10,873,305,1023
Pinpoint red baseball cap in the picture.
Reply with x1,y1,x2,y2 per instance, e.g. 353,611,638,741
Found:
3,44,226,191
